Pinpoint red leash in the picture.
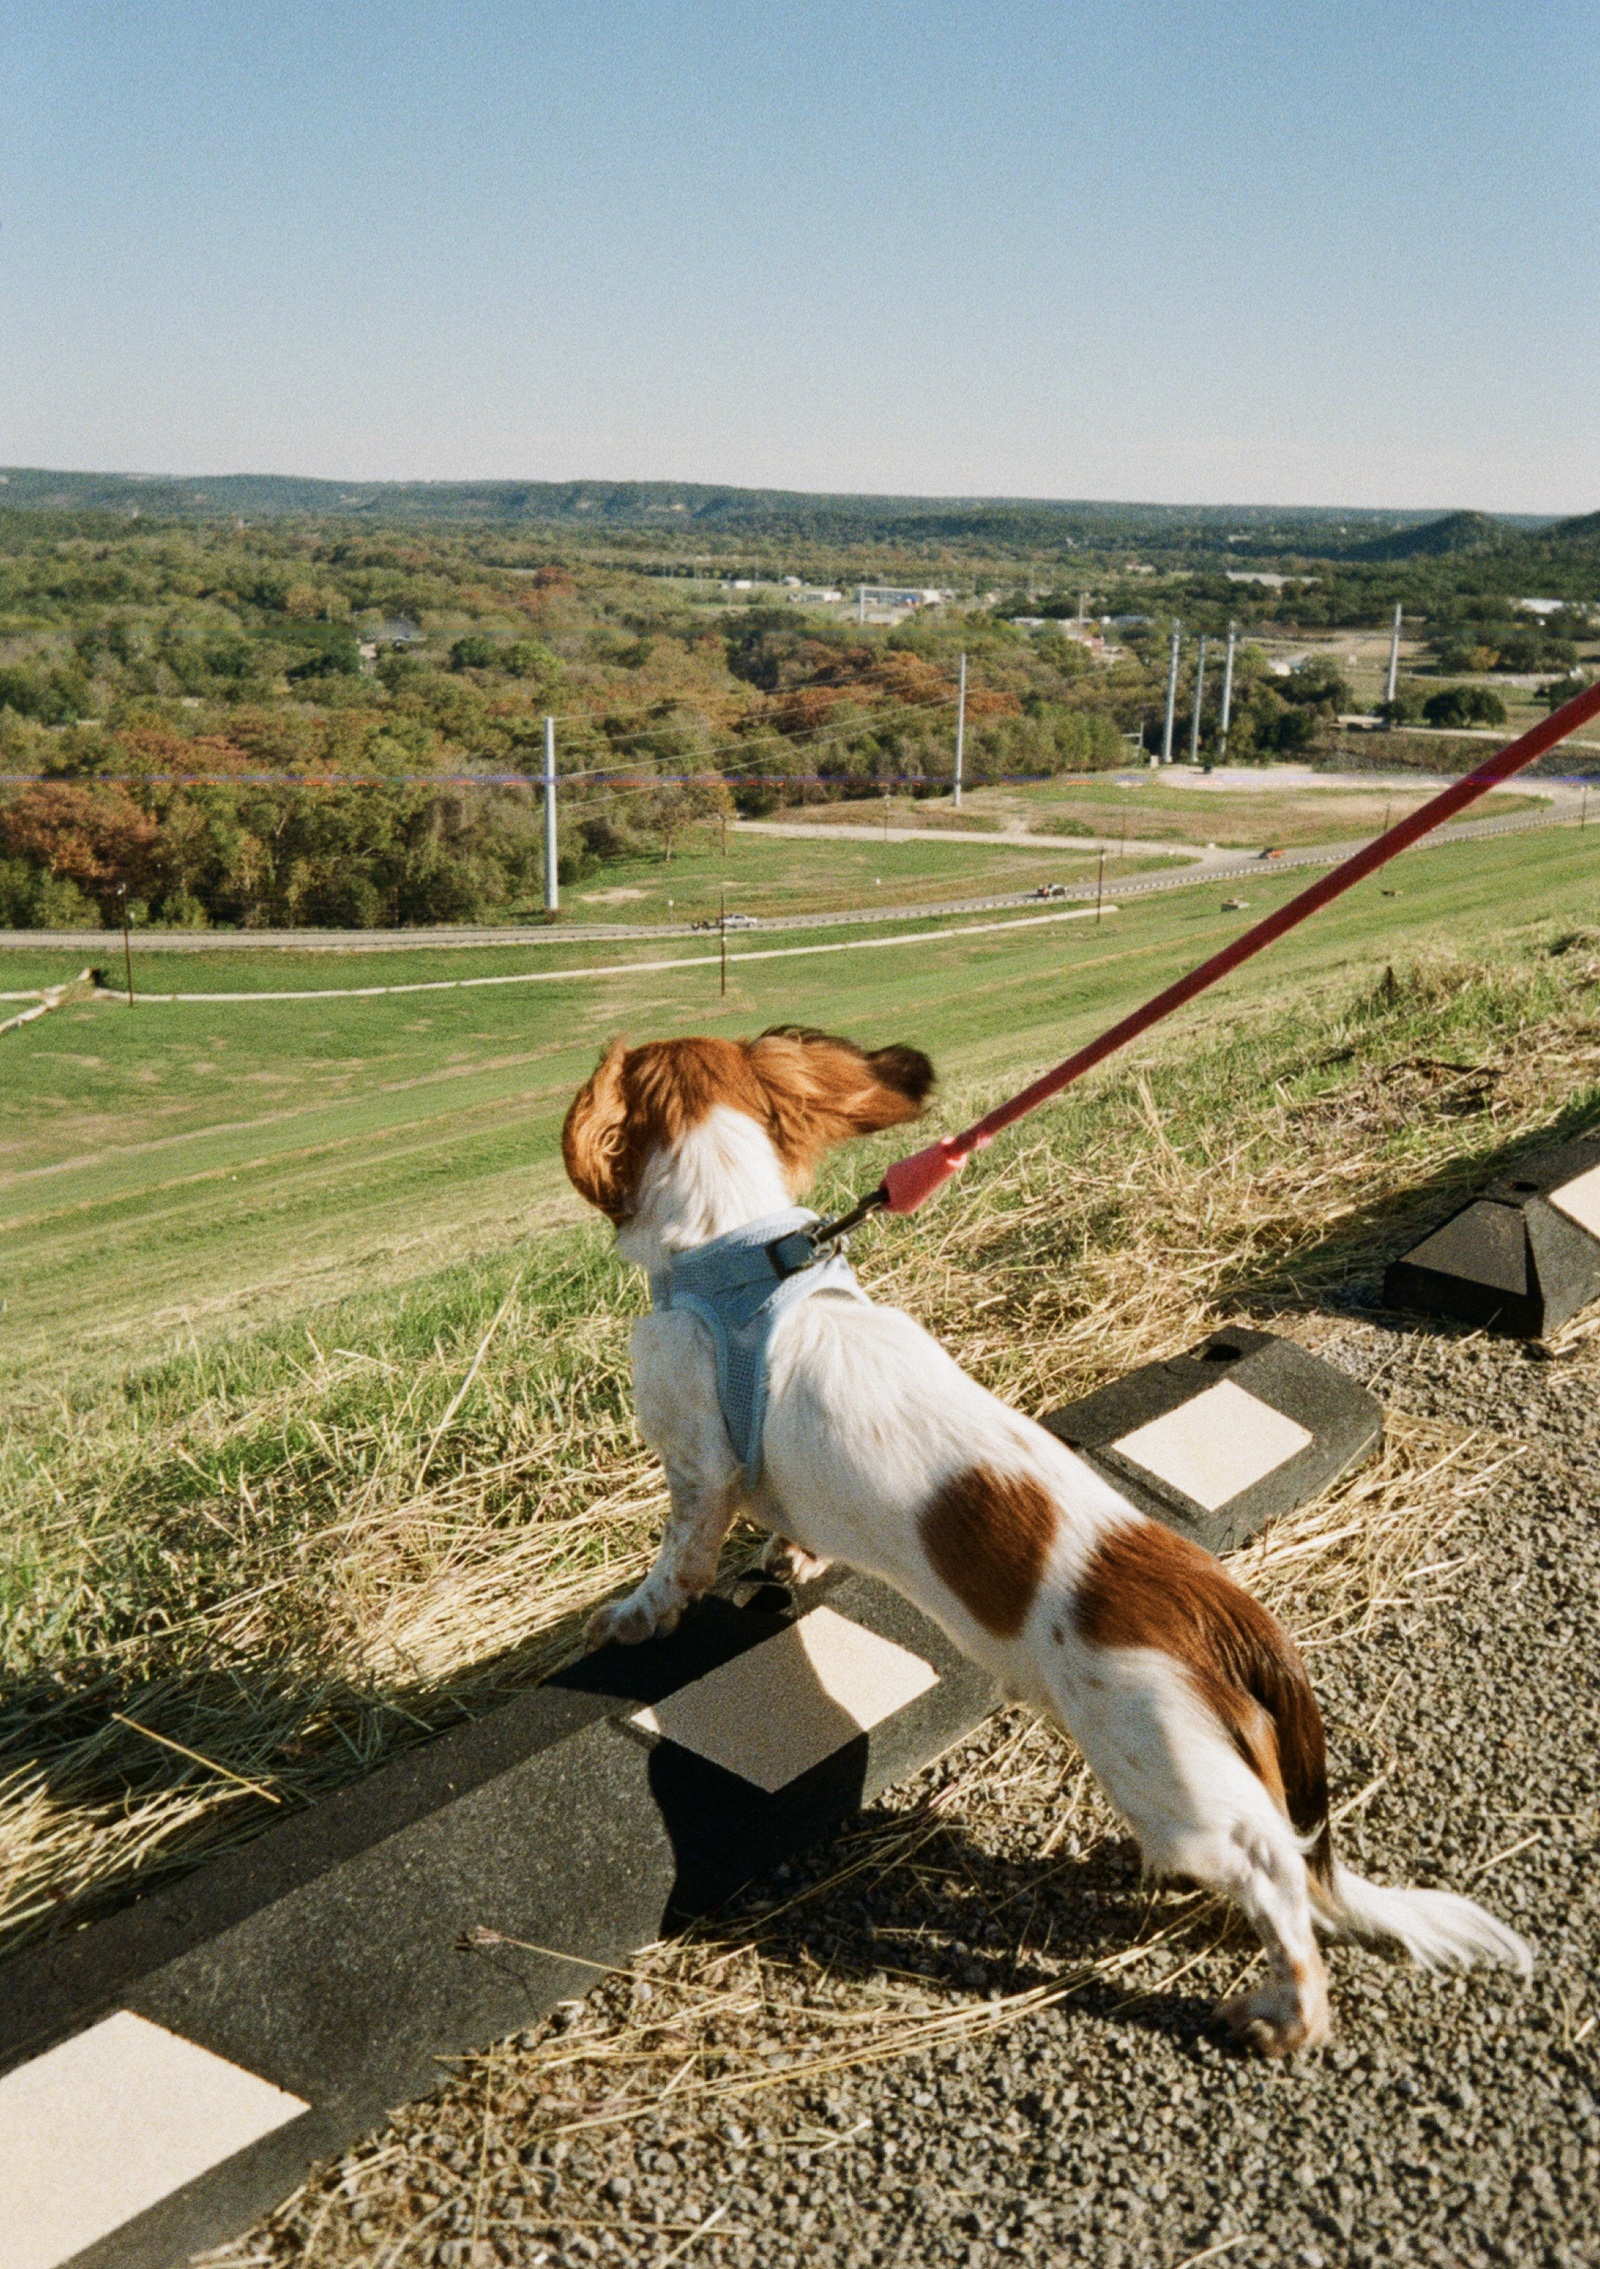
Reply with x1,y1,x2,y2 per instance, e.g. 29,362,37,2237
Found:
823,676,1600,1237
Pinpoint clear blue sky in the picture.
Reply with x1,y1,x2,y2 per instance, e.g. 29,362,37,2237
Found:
3,1,1595,513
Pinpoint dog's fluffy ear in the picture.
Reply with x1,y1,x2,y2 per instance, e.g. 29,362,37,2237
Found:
562,1039,635,1219
747,1026,934,1175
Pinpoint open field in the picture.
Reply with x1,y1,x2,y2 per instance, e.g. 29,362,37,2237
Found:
771,775,1543,849
558,829,1159,924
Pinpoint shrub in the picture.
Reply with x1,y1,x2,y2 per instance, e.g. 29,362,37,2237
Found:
1423,685,1506,729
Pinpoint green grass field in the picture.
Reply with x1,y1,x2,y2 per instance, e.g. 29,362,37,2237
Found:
560,826,1158,923
4,826,1598,1380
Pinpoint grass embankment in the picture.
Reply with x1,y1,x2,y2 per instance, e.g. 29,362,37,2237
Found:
3,828,1595,1372
557,827,1158,924
3,827,1600,1958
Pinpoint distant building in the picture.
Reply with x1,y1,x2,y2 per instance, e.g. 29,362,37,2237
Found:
855,585,950,620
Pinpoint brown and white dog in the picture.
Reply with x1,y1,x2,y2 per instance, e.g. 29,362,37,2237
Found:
562,1026,1530,2054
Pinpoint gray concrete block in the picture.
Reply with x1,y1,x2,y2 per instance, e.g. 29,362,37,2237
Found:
0,1569,995,2269
1041,1327,1383,1554
1384,1132,1600,1337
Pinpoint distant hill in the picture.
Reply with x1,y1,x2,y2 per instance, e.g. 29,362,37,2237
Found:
1548,509,1600,545
0,466,1460,561
1350,509,1527,562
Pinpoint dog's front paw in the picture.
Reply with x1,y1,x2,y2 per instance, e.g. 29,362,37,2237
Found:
584,1587,684,1651
760,1533,831,1586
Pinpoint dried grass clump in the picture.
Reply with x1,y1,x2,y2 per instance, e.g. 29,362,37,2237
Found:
4,939,1599,1959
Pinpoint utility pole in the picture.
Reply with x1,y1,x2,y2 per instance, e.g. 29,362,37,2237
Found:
117,883,133,1007
1160,624,1182,766
953,651,967,808
542,715,559,916
1385,602,1403,715
1218,620,1238,764
1189,635,1209,765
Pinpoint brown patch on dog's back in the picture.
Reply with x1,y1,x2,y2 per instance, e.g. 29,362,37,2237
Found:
1076,1521,1331,1883
918,1466,1057,1639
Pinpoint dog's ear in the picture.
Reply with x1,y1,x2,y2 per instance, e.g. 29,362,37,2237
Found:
561,1039,636,1219
746,1027,934,1175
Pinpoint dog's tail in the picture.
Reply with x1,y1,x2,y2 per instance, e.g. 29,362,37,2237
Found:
1218,1605,1532,1978
1233,1649,1532,1976
1312,1863,1532,1975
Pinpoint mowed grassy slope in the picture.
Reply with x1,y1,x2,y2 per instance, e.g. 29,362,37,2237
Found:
556,824,1150,922
4,826,1599,1378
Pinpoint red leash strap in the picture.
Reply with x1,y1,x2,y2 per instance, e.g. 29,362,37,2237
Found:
878,677,1600,1217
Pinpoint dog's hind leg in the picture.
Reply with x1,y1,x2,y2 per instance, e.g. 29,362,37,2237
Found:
1052,1646,1331,2057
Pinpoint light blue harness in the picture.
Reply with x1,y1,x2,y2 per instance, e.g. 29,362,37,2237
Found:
651,1208,870,1483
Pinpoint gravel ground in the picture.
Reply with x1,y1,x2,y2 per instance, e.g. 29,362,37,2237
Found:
221,1307,1600,2269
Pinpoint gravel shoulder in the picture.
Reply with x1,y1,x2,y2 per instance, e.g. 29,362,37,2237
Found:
215,1295,1600,2269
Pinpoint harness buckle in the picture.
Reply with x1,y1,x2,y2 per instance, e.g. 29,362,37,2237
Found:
763,1228,828,1280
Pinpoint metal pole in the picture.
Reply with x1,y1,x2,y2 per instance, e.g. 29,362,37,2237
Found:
1189,635,1208,765
953,651,967,808
1160,624,1182,766
719,885,727,997
542,715,558,915
1385,603,1403,713
1218,621,1237,762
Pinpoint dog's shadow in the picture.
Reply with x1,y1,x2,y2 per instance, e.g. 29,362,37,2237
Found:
697,1781,1248,2056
